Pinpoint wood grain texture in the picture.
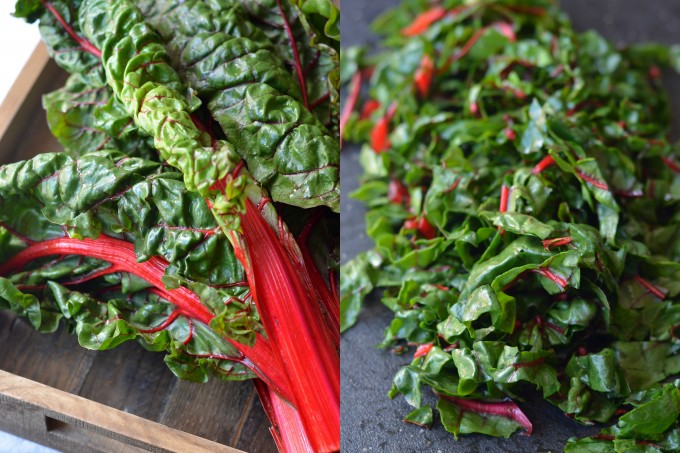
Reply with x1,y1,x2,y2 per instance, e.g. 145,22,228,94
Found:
0,369,244,453
0,40,277,453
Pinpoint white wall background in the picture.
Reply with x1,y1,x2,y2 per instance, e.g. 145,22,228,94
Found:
0,2,41,105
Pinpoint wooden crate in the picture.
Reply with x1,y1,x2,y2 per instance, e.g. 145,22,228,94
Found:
0,43,276,453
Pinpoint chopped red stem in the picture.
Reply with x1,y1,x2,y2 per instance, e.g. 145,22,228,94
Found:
542,236,573,251
413,343,434,359
662,156,680,174
275,0,309,109
435,393,533,435
575,169,609,190
360,99,381,119
42,1,102,58
404,216,436,240
634,275,666,300
532,267,568,289
567,100,603,117
414,55,435,97
498,184,510,234
370,102,397,153
402,6,448,36
532,156,555,175
512,357,545,369
493,22,516,42
388,179,410,204
649,65,662,80
499,184,509,213
500,59,535,79
543,320,565,335
340,71,362,149
442,26,488,71
443,176,462,194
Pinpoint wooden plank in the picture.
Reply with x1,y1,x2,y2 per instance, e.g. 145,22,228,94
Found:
228,392,280,453
0,369,244,453
76,338,178,421
0,312,97,394
159,378,275,452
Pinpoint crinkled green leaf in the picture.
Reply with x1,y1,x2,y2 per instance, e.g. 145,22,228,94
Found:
131,0,340,211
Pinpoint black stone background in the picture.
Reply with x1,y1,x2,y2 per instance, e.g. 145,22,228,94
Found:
340,1,680,452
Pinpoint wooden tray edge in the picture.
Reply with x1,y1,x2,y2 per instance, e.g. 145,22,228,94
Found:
0,369,245,453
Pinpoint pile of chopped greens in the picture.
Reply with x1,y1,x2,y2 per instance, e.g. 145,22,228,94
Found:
2,1,339,451
341,0,680,449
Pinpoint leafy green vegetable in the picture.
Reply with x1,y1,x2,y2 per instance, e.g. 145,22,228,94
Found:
341,0,680,447
8,0,341,451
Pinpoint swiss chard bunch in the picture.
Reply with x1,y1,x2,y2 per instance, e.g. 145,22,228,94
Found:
341,0,680,448
5,0,340,452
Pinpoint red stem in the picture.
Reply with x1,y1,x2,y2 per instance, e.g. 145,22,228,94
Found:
388,179,410,204
533,267,568,289
402,6,448,36
512,357,545,369
254,380,313,453
441,26,487,72
239,200,339,452
138,310,182,333
360,99,381,120
532,155,555,175
575,169,609,190
42,2,102,58
662,156,680,174
436,393,533,434
296,211,340,344
309,92,330,110
414,55,435,97
500,184,509,213
542,236,573,251
0,235,293,403
498,184,510,234
634,275,666,300
340,71,362,149
413,343,434,359
370,102,397,153
275,0,309,109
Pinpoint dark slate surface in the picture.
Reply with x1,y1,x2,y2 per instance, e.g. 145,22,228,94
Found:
340,1,680,452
